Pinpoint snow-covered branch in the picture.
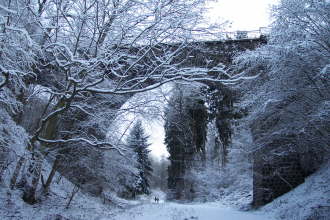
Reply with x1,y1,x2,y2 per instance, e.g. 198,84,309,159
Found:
37,137,125,155
0,4,17,14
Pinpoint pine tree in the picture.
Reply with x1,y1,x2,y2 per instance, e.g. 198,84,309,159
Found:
127,120,153,195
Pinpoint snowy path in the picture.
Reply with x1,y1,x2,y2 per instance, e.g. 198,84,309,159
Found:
108,201,274,220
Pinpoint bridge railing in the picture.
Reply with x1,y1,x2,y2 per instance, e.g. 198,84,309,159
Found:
191,27,271,42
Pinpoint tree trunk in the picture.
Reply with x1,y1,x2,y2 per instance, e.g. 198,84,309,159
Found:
43,156,60,192
0,148,10,182
10,156,26,189
22,98,64,203
220,141,227,168
0,160,7,182
66,185,79,209
22,151,44,204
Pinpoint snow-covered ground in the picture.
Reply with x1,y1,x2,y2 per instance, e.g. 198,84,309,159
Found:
0,161,138,220
108,190,274,220
0,186,274,220
261,160,330,220
1,161,329,220
109,201,274,220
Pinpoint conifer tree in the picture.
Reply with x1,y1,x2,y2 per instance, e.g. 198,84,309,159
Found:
127,120,153,195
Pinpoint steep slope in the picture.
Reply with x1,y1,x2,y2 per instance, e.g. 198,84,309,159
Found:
261,161,330,220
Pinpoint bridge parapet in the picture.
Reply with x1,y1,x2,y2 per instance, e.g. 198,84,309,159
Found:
191,27,271,42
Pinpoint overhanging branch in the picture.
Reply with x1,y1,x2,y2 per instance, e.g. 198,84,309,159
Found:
37,137,126,155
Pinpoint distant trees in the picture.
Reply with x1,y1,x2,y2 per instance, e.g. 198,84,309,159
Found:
126,120,153,196
150,155,169,191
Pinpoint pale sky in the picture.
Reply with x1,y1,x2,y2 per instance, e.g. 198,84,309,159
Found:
207,0,279,31
111,85,171,160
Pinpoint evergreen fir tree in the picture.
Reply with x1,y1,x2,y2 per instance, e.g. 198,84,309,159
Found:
127,120,153,195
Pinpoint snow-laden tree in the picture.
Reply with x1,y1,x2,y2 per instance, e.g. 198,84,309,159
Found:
232,0,330,206
233,0,330,149
235,0,330,93
1,0,223,94
126,120,152,196
0,0,229,203
0,0,220,147
0,0,262,204
164,84,207,200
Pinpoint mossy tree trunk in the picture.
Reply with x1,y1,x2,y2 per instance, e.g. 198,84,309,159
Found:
22,98,67,204
10,156,26,189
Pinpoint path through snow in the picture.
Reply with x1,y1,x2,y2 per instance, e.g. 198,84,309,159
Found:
108,201,275,220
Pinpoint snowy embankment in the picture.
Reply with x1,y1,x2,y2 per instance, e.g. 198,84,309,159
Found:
0,159,139,220
261,160,330,220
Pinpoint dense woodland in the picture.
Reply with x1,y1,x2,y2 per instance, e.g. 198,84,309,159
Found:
0,0,329,219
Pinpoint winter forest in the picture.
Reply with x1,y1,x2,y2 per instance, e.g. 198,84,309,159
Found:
0,0,329,219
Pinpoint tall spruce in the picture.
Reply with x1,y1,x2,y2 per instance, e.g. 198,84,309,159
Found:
127,120,153,195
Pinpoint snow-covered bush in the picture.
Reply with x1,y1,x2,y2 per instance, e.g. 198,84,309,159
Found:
230,0,330,208
190,119,253,207
234,0,330,156
0,107,28,186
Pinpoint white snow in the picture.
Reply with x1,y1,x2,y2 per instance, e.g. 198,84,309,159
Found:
0,161,117,220
108,201,274,220
108,191,274,220
0,183,275,220
0,5,17,14
1,160,330,220
261,161,330,220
